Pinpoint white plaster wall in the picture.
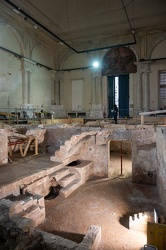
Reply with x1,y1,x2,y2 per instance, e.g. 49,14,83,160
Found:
0,4,166,115
150,59,166,110
129,73,135,116
149,39,166,110
32,67,52,108
61,53,90,69
31,45,53,108
0,25,22,109
60,39,166,116
60,52,106,112
31,44,53,68
0,24,21,54
61,53,92,112
61,70,92,113
150,39,166,59
0,8,56,110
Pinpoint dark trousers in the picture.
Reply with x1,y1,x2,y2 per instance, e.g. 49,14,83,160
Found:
114,115,117,124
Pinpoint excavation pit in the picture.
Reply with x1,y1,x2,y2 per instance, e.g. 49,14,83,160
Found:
67,160,82,166
49,230,85,243
45,185,62,200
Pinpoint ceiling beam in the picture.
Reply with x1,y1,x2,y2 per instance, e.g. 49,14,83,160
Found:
3,0,136,53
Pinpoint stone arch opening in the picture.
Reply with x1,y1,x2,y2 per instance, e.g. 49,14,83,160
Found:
108,140,132,178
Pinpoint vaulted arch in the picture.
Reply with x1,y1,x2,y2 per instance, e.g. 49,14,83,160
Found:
102,47,137,76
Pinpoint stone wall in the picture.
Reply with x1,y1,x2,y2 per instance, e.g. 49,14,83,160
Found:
0,197,101,250
156,126,166,217
42,125,100,153
131,126,157,185
0,129,8,165
1,123,159,185
46,124,158,182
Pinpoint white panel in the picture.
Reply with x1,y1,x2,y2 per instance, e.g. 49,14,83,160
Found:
151,40,166,59
72,79,84,110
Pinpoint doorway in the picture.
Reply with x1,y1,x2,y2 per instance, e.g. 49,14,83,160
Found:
108,140,132,178
108,74,129,117
71,79,84,111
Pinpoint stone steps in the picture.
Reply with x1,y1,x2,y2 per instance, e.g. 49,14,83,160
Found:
51,167,69,182
50,132,94,197
58,173,77,187
10,194,44,214
50,153,62,163
60,179,82,198
7,194,45,227
19,204,45,227
50,157,94,197
49,165,82,197
10,195,36,214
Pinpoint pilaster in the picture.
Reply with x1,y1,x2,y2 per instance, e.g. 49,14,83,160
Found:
56,72,64,105
20,58,35,105
50,70,57,105
135,61,151,113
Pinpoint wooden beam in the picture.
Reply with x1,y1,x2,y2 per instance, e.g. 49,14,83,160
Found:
139,109,166,116
0,111,18,124
139,109,166,125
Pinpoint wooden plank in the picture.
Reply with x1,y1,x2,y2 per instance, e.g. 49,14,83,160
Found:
0,111,18,117
164,225,166,247
147,222,166,250
0,111,18,124
141,114,144,125
139,109,166,116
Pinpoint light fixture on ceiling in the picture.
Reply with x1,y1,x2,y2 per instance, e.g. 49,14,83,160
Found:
34,24,38,29
13,8,20,14
92,61,100,68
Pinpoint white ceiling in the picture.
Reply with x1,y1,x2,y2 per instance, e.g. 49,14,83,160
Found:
2,0,166,52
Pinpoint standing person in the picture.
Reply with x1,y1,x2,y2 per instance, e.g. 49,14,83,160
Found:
113,104,118,124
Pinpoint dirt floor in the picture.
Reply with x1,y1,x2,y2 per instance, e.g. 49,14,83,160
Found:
108,152,132,178
40,175,163,250
1,151,162,250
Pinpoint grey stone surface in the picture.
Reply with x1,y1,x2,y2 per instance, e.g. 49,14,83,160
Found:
0,129,8,164
156,126,166,218
79,225,101,250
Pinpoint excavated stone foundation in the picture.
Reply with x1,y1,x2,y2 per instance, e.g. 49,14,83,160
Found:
0,123,166,249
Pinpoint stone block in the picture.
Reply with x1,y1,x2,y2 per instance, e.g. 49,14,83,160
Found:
79,225,101,250
11,214,35,233
4,183,20,198
33,194,45,207
68,161,94,183
60,179,82,197
21,176,50,196
40,231,78,249
0,129,8,165
132,170,157,185
52,167,69,181
9,196,37,215
58,173,76,187
129,212,154,232
20,204,45,227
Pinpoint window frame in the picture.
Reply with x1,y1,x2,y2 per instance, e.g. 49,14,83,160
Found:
159,71,166,100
